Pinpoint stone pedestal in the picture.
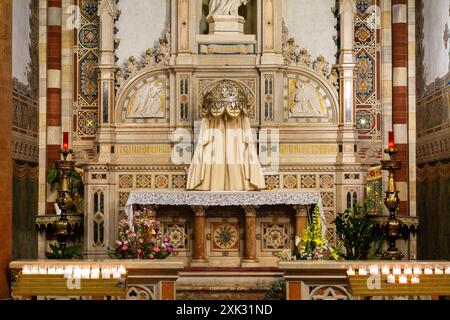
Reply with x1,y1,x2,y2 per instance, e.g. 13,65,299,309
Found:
207,15,245,35
198,15,256,55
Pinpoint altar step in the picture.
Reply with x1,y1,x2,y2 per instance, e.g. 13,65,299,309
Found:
175,268,284,300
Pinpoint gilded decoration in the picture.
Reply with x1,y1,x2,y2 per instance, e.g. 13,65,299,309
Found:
74,0,100,142
354,1,382,149
200,80,253,119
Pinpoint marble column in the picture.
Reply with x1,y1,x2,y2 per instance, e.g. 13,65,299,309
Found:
97,0,119,163
336,0,357,164
192,206,206,261
243,206,258,263
293,205,308,239
391,0,410,216
0,0,12,299
46,0,63,214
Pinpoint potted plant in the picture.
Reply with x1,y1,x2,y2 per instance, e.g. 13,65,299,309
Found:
333,201,383,260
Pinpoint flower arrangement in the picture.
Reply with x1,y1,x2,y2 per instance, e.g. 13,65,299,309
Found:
293,205,340,261
109,208,174,259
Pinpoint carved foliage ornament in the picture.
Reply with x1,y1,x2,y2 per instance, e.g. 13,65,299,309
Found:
200,80,253,119
115,20,171,91
282,20,338,89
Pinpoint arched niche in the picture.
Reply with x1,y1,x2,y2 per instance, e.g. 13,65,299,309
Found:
115,69,170,126
284,67,339,125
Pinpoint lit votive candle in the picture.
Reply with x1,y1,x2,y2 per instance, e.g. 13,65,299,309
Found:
90,269,100,279
404,267,413,275
434,266,444,275
387,274,395,284
358,267,368,276
347,267,355,276
22,266,30,275
38,267,47,275
47,267,56,275
113,271,122,279
369,265,379,275
101,268,110,279
118,265,126,275
399,274,408,284
81,268,91,279
424,267,433,275
381,265,390,275
56,267,65,275
413,266,422,275
393,266,402,276
411,276,420,284
445,266,450,275
73,267,82,280
30,266,39,275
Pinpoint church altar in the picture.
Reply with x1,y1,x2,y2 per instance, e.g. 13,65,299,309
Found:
125,190,324,268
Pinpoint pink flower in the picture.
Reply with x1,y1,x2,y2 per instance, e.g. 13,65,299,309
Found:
153,247,161,253
116,240,122,246
149,254,155,259
161,243,166,249
150,238,156,244
137,248,142,255
121,245,128,251
139,238,144,244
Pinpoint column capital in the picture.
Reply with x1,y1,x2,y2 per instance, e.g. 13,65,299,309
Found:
242,206,259,217
339,0,356,15
191,206,206,217
98,0,119,19
293,205,308,217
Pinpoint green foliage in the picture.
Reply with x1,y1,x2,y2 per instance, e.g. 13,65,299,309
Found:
45,243,82,259
333,201,382,260
264,280,286,300
47,166,60,191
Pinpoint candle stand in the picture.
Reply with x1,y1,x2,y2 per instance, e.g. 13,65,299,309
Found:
380,147,404,260
55,148,75,249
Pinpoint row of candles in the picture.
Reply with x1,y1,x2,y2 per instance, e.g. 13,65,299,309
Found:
347,265,450,284
21,265,127,280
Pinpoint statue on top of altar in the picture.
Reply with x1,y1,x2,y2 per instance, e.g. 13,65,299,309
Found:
207,0,249,20
186,80,266,191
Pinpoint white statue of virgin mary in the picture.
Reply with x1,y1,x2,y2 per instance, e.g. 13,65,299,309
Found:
207,0,248,20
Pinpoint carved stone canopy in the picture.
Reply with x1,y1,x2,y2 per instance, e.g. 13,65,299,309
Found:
201,80,252,119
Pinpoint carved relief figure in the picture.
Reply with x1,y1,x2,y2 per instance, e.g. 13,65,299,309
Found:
207,0,248,19
126,80,165,118
289,79,327,117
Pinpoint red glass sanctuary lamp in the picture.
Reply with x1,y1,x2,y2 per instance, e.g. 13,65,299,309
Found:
388,131,395,154
63,132,69,150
